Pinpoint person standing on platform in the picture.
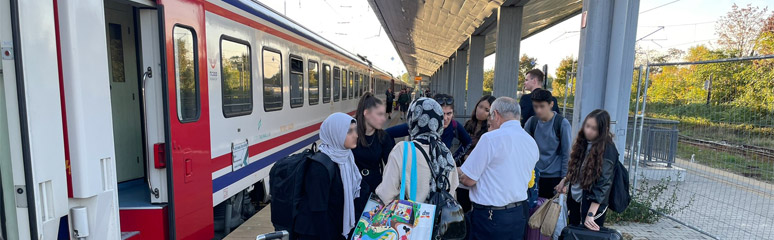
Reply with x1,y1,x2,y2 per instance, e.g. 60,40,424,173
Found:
352,93,395,196
385,88,395,120
295,113,363,240
519,69,559,126
555,109,618,231
384,94,471,163
458,97,539,240
524,89,571,199
459,95,496,212
398,88,410,120
376,97,459,204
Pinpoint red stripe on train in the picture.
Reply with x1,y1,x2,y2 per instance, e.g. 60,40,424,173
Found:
210,111,356,173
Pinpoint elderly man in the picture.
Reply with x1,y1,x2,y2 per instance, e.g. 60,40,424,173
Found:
458,97,539,239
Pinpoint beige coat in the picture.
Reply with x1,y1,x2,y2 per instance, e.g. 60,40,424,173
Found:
376,141,459,204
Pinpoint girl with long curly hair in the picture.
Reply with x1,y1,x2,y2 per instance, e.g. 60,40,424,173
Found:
555,109,619,231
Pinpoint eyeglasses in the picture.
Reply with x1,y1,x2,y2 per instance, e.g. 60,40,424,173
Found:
434,96,454,105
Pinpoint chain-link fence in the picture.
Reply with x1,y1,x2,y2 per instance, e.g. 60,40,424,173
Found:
628,55,774,239
555,55,774,239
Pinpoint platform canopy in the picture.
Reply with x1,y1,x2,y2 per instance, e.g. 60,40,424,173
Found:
368,0,582,76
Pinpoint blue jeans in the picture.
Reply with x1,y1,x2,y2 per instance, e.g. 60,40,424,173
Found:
466,203,528,240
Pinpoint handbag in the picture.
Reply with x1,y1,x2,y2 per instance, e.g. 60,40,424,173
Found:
559,225,622,240
351,141,436,240
412,142,466,240
525,198,551,240
528,194,562,236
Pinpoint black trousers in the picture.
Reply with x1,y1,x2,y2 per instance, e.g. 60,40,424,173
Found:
537,177,562,199
567,195,606,228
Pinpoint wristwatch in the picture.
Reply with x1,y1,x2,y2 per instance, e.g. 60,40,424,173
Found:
587,212,594,217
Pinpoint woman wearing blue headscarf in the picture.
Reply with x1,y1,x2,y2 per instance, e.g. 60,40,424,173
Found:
376,97,459,204
295,113,363,240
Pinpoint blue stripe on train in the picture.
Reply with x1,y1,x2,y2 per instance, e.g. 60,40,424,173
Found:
211,134,319,193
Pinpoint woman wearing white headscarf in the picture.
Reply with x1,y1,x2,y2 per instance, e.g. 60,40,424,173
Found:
294,113,363,240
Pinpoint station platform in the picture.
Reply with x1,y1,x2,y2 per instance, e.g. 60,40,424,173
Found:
223,110,406,240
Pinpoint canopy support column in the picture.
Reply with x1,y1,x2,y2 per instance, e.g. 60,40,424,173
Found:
492,5,523,99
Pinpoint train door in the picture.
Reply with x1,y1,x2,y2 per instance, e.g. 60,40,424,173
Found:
104,1,169,239
159,0,214,239
105,2,144,184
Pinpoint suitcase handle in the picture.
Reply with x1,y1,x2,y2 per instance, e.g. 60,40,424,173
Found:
256,230,289,240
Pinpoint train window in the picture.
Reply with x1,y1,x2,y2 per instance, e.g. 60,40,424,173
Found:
308,61,319,105
290,56,304,108
220,37,252,118
358,73,363,96
323,64,331,103
349,71,354,99
262,48,283,112
342,69,348,100
333,67,340,102
173,26,200,122
353,73,358,98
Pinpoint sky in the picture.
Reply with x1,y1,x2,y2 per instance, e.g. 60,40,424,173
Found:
260,0,772,78
261,0,407,77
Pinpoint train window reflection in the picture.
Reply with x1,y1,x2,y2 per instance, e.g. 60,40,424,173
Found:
342,69,348,100
290,56,304,108
221,37,252,117
333,67,340,102
173,26,200,122
262,48,283,112
323,64,331,103
308,61,319,105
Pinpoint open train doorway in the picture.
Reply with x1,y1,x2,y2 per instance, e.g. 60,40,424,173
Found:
104,0,169,238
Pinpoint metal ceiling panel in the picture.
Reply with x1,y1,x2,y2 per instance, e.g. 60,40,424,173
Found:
369,0,582,76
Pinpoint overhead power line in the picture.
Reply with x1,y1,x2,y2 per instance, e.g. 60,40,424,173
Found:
640,0,681,14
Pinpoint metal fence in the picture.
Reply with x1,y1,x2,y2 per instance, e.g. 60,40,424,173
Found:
628,55,774,239
555,55,774,239
625,117,679,167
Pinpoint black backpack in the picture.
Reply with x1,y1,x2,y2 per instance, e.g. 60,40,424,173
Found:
526,114,565,141
608,159,631,213
269,143,336,234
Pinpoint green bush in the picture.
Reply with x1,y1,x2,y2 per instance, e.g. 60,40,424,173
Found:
607,174,694,224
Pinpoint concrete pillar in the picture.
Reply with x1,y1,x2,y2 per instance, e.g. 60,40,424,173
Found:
447,56,456,95
453,49,468,115
574,0,640,161
440,61,449,94
493,5,523,99
467,35,485,115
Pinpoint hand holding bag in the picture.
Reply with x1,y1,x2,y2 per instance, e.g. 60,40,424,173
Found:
528,194,562,236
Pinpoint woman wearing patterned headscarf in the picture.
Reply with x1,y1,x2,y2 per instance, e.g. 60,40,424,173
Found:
376,97,459,204
295,113,362,240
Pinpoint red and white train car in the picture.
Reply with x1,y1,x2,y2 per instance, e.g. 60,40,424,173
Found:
0,0,408,239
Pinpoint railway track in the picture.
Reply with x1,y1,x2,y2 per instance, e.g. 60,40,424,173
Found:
679,135,774,162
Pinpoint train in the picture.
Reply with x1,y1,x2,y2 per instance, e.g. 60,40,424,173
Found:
0,0,411,239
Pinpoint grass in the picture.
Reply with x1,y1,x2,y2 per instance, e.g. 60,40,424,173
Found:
676,144,774,183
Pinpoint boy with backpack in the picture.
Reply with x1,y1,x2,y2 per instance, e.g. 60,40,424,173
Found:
524,89,572,199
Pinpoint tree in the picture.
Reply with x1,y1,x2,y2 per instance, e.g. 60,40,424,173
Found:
518,54,538,85
552,56,576,97
715,3,769,56
483,69,494,96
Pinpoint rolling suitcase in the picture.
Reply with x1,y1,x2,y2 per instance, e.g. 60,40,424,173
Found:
559,225,622,240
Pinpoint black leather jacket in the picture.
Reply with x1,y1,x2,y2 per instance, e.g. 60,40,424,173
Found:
578,141,619,206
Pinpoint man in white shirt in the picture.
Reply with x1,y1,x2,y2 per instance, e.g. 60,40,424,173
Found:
458,97,539,239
